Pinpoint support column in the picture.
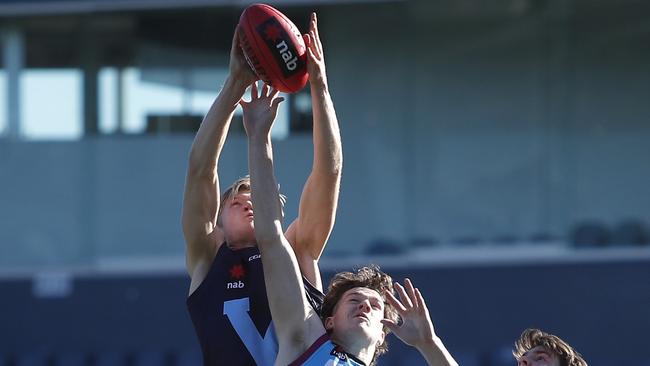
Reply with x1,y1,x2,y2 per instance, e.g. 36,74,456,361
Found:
81,22,99,136
83,65,99,135
2,26,24,140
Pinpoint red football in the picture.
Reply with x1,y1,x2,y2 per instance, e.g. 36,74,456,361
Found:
238,3,308,93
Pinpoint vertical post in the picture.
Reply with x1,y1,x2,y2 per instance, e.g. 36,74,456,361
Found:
83,65,99,135
2,26,24,140
116,67,125,133
81,22,99,136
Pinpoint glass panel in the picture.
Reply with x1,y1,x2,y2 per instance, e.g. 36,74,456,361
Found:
99,67,118,134
122,67,185,134
20,69,82,140
102,67,292,139
184,67,291,139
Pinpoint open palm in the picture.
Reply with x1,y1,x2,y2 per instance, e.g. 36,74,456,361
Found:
382,279,436,348
240,82,284,139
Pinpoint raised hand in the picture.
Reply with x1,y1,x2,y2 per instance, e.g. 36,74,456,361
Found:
240,81,285,139
302,13,328,88
382,279,436,349
229,26,258,87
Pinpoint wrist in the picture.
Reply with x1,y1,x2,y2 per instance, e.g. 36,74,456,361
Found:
310,80,330,97
309,74,329,92
249,131,271,144
224,76,250,95
415,336,443,352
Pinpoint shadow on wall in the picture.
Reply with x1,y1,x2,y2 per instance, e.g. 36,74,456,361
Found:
355,218,650,255
571,219,649,248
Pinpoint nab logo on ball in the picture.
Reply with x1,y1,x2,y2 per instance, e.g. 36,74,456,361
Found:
256,17,304,78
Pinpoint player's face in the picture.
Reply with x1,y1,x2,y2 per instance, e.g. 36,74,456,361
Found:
517,346,561,366
326,287,386,348
221,192,256,242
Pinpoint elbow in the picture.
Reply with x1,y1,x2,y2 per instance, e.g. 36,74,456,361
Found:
330,142,343,175
323,155,342,180
332,155,343,177
323,147,343,177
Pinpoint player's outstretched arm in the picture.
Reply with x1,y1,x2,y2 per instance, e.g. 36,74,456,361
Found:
182,27,256,294
242,82,325,364
382,279,459,366
286,12,343,290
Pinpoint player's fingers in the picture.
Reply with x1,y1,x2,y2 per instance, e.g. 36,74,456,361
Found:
251,81,259,98
312,13,319,40
261,83,270,98
309,12,316,32
271,96,285,110
415,288,428,314
306,46,317,63
404,278,419,308
384,290,407,313
308,29,316,49
380,319,399,333
395,282,413,309
312,14,323,54
309,29,321,56
270,88,280,99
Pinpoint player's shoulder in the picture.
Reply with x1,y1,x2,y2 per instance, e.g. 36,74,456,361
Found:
187,237,227,296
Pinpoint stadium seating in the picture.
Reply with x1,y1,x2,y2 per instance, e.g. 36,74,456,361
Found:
611,219,648,246
570,220,611,247
365,238,406,255
53,352,88,366
91,351,128,366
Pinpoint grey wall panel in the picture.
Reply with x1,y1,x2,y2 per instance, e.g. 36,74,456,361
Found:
1,1,650,268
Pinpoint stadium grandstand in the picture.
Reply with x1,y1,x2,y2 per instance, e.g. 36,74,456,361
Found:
0,0,649,365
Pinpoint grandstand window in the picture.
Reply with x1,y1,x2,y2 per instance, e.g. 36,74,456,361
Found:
98,67,118,134
20,69,82,140
122,67,185,134
98,66,291,139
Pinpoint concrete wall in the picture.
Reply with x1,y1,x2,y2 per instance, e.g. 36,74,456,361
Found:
0,136,316,268
321,1,650,248
1,1,650,268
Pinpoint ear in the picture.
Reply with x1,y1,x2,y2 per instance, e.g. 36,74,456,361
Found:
325,317,334,331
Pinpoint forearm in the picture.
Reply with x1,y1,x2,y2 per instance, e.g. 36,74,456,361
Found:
310,83,342,176
417,337,459,366
188,77,249,175
248,135,284,242
248,133,320,348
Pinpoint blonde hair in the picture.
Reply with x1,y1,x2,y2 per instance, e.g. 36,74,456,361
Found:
320,265,399,366
217,176,286,226
513,328,588,366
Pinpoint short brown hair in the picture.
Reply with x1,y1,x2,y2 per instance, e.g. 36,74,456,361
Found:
216,176,286,226
320,265,399,365
513,328,588,366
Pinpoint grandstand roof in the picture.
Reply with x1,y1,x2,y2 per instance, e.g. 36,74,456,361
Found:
0,0,399,16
